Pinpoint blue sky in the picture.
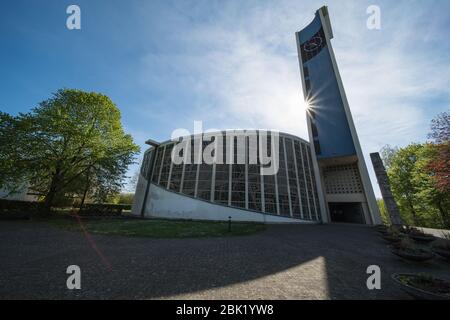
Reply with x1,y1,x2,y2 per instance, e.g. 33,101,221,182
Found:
1,0,449,196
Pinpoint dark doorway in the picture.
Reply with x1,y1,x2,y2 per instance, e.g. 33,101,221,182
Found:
329,202,365,224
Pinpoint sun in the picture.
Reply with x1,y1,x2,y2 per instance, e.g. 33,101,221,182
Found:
304,96,315,111
302,99,312,111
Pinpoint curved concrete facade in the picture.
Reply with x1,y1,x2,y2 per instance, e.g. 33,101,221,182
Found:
132,130,323,223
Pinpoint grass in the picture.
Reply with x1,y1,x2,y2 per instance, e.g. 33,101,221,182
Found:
45,216,267,238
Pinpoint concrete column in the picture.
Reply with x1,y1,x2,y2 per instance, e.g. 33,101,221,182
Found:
370,152,403,225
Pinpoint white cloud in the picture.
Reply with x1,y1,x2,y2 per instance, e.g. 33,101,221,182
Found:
180,30,309,137
136,0,450,196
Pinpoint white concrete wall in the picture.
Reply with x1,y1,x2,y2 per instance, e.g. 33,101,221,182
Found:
142,183,317,224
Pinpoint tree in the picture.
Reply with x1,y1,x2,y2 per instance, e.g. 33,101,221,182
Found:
387,144,423,226
376,198,390,225
378,113,449,229
423,112,450,227
413,143,449,228
427,112,449,195
0,89,140,211
384,142,448,229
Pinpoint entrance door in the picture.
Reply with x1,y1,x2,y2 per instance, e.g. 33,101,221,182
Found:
329,202,365,224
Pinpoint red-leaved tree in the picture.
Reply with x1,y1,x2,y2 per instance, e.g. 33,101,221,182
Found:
427,112,449,195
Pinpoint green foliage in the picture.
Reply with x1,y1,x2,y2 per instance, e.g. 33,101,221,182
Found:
427,113,450,196
387,144,423,226
0,89,140,210
378,113,449,229
106,192,134,205
376,198,390,225
117,193,134,205
382,142,449,229
413,143,449,227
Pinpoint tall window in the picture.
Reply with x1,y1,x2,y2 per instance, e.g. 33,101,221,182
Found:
182,137,198,196
214,132,229,205
247,133,262,211
286,139,301,218
197,137,213,200
277,138,290,216
169,141,183,192
231,136,246,208
151,147,164,183
141,148,154,180
159,144,173,188
263,133,277,214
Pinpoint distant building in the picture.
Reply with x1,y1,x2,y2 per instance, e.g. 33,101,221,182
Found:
0,185,36,201
132,6,382,225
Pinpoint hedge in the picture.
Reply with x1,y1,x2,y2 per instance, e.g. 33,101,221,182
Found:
0,199,43,219
77,203,132,217
0,199,132,219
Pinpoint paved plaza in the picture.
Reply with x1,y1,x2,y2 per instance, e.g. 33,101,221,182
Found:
0,220,448,299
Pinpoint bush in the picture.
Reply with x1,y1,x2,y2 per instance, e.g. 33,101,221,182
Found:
117,193,134,205
0,199,44,219
78,203,131,217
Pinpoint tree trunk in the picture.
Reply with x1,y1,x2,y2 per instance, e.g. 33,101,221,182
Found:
79,174,90,211
43,165,62,213
43,175,58,213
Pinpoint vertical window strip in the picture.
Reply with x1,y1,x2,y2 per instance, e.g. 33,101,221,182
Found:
247,133,262,212
283,138,293,217
276,137,290,216
159,144,173,188
214,133,230,205
181,137,197,196
231,136,246,208
285,138,301,218
196,137,213,201
263,134,277,215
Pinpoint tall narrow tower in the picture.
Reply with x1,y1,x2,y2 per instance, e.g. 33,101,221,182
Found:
296,6,382,224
